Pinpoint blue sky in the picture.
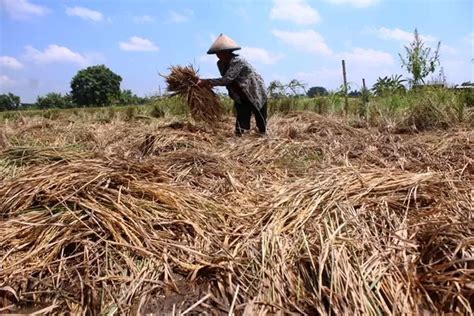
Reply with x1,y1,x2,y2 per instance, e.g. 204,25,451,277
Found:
0,0,473,103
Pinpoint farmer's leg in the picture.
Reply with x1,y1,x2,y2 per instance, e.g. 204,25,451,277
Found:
253,102,267,134
234,101,251,136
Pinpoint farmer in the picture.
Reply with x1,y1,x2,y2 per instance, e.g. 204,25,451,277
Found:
198,34,268,136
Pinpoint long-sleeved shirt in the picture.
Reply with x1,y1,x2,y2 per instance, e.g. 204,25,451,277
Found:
207,56,267,110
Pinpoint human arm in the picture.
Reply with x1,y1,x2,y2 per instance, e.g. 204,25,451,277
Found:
205,59,245,87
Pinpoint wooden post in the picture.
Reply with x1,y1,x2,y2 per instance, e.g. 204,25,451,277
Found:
342,60,349,115
362,78,368,105
362,78,367,101
361,78,368,118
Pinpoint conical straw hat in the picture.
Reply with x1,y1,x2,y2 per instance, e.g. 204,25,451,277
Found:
207,34,241,54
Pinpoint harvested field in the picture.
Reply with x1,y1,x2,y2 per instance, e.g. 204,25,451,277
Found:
0,112,473,315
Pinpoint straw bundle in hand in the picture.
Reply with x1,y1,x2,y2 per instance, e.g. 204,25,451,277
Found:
165,65,224,124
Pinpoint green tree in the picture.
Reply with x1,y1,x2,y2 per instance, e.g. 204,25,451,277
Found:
0,93,20,111
70,65,122,107
399,29,440,86
116,89,145,105
267,80,285,98
307,86,328,97
286,79,306,96
36,92,73,109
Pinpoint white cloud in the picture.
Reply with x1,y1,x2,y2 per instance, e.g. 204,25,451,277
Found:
168,9,193,23
440,44,457,56
0,56,24,69
66,6,103,22
241,47,284,65
24,44,89,66
373,27,436,43
442,59,474,85
268,73,288,83
463,32,474,46
270,0,321,25
133,15,155,23
119,36,159,52
420,33,437,43
0,75,16,86
324,0,378,8
295,68,341,85
0,0,50,19
338,48,394,67
272,29,332,56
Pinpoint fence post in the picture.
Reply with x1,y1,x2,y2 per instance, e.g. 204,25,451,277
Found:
362,78,368,117
342,60,349,116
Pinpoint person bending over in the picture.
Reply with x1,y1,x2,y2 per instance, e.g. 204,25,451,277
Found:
199,34,268,136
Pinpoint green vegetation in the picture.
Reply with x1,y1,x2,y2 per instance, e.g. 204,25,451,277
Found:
115,89,147,105
2,87,470,133
70,64,122,107
399,28,441,87
0,93,20,111
306,86,329,97
372,75,406,96
36,92,73,109
267,79,306,98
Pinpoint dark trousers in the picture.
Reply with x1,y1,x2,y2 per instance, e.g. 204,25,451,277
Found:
234,95,267,136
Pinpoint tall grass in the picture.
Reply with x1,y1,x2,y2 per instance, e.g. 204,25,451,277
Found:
0,88,469,130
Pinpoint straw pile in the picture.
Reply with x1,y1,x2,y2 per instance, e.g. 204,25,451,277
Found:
0,113,472,315
164,65,224,124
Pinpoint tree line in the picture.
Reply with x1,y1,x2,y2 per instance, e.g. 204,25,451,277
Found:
1,65,148,111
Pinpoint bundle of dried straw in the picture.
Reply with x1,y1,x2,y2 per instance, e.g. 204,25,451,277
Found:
164,65,224,124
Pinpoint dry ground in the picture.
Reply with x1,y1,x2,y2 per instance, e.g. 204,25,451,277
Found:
0,112,473,315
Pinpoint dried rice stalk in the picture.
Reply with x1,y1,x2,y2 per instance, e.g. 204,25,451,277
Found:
1,113,473,315
164,65,224,124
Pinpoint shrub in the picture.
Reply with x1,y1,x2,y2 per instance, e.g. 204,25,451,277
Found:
149,104,165,118
459,89,474,107
401,90,458,131
36,93,73,109
372,75,407,96
268,98,294,116
313,97,330,114
399,28,440,86
124,106,137,121
307,86,329,97
42,109,61,120
0,93,20,111
116,89,145,105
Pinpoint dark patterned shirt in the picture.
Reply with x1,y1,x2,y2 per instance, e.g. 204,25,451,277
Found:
207,56,267,110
